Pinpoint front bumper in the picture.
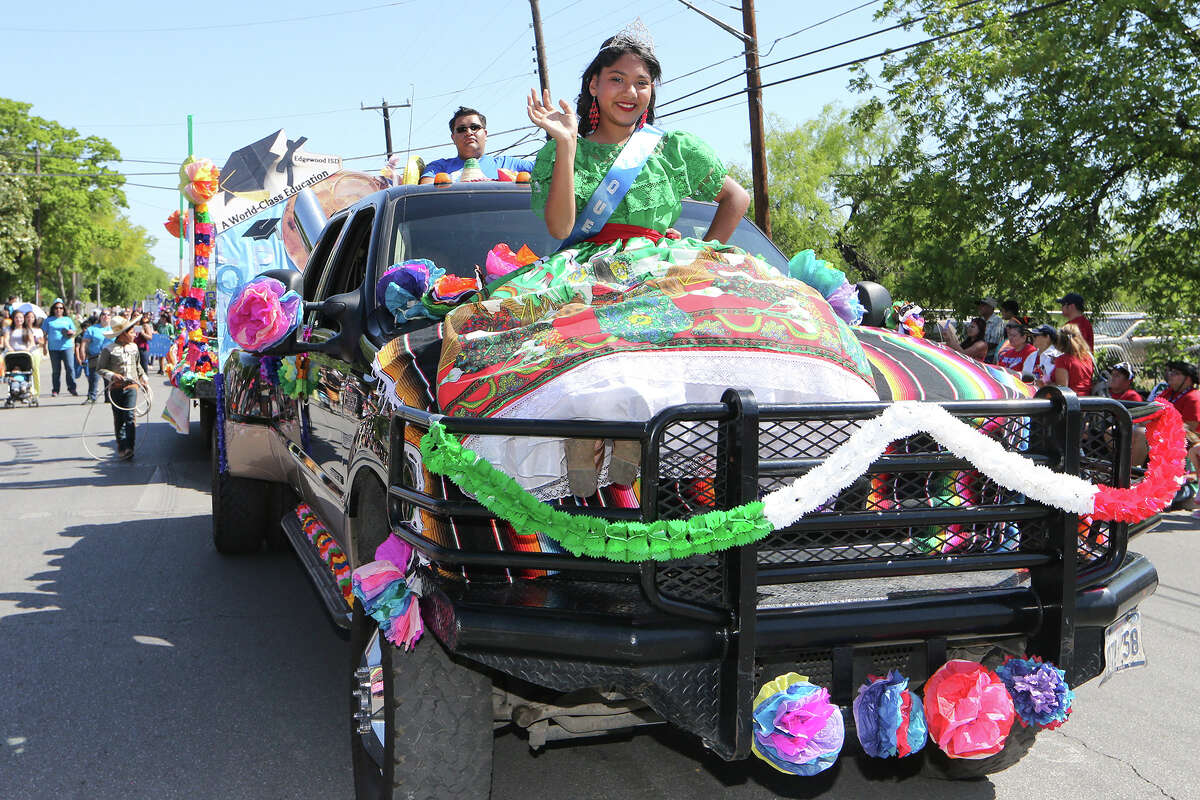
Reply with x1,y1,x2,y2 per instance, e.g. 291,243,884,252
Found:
423,550,1157,760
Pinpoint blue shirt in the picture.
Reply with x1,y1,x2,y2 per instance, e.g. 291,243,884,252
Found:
43,316,77,351
82,324,113,357
420,154,534,181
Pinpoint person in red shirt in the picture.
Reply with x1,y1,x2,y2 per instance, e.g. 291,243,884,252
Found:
1052,323,1094,396
1158,360,1200,425
995,321,1036,372
1104,362,1142,402
1154,360,1200,508
1057,292,1094,351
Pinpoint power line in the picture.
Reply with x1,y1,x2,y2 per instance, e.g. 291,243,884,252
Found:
76,107,362,129
658,0,1068,119
660,0,988,111
0,0,417,33
0,150,185,166
761,0,883,58
758,0,988,74
340,124,540,162
121,182,180,192
541,0,589,20
0,172,164,178
662,1,881,88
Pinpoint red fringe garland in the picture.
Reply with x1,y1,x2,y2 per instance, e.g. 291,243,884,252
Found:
1092,402,1187,522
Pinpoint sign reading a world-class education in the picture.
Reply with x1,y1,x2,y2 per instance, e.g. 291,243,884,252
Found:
206,130,342,235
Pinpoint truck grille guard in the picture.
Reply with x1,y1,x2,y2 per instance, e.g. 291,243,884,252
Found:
386,386,1139,759
388,385,1131,610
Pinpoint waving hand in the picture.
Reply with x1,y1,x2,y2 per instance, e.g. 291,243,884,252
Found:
527,89,577,143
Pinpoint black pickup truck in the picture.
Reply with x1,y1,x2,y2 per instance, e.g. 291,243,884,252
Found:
214,181,1159,799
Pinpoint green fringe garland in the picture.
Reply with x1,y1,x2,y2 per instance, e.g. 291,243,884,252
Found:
419,422,773,561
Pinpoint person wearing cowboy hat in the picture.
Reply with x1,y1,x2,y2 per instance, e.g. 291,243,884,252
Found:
96,315,148,461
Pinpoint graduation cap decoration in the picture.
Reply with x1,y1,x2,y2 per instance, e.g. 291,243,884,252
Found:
219,130,288,203
243,217,281,240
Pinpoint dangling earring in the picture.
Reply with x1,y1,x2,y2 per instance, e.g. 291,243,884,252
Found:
638,109,648,129
588,96,599,132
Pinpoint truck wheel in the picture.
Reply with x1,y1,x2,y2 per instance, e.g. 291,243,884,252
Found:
210,422,270,554
350,608,494,799
920,722,1038,779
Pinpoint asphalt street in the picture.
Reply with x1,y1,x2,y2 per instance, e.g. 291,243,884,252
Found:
1,371,1197,800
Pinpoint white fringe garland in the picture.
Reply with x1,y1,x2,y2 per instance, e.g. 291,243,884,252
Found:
760,402,1099,530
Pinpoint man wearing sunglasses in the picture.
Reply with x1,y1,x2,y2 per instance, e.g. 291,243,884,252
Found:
418,106,534,184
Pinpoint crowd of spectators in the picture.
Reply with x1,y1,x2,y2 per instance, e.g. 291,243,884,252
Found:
940,291,1200,513
0,295,175,402
941,292,1119,400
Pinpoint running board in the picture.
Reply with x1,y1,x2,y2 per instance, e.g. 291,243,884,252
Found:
280,512,353,630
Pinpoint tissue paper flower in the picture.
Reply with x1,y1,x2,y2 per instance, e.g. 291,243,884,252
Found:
852,670,927,758
164,210,186,239
351,559,424,651
995,656,1073,730
923,660,1015,759
751,672,844,776
178,156,220,205
484,243,538,281
787,249,864,325
227,276,302,352
377,260,444,323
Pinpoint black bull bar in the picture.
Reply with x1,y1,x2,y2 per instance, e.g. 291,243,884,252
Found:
387,387,1149,759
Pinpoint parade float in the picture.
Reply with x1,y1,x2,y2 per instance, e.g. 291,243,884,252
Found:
211,172,1168,798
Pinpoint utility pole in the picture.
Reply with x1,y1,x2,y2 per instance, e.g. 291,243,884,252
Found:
362,98,411,159
529,0,551,94
674,0,770,237
741,0,770,238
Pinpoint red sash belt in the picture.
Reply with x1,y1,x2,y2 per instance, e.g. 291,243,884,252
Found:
584,223,681,245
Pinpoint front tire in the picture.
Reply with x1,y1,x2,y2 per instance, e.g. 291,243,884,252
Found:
210,421,271,554
350,608,494,799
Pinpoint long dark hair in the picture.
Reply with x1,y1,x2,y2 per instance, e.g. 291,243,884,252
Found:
962,317,987,348
575,36,662,137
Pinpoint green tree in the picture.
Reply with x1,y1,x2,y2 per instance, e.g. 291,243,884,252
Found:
88,210,169,307
850,1,1200,321
0,155,37,288
732,105,902,282
0,97,126,304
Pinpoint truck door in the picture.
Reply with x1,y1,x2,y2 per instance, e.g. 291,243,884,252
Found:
291,205,376,541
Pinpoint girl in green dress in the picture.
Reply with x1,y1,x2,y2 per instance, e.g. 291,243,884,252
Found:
524,31,749,266
435,31,877,498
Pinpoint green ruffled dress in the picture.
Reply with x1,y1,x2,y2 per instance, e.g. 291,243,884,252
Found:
492,130,733,301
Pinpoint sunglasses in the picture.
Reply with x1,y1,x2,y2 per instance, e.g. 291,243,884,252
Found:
454,123,484,134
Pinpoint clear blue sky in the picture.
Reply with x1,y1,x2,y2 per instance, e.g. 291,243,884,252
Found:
1,0,912,278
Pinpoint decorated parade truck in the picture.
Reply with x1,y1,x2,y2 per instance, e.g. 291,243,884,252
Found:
213,181,1172,799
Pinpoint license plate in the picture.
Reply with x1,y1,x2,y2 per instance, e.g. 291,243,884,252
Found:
1101,609,1147,684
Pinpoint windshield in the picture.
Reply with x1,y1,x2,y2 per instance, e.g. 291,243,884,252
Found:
387,187,787,281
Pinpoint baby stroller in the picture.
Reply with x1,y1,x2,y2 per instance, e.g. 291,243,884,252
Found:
3,351,38,408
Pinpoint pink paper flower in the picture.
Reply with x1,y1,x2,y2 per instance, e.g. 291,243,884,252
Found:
923,660,1015,759
227,276,302,352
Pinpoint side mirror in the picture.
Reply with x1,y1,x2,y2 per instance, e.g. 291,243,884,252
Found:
856,281,892,328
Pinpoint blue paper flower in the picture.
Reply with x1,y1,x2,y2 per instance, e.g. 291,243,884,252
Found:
852,670,927,758
996,656,1074,730
750,672,844,776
